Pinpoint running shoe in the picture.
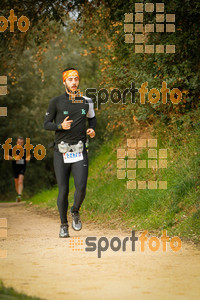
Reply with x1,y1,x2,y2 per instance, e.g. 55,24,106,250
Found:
70,207,82,231
59,223,70,238
16,195,21,202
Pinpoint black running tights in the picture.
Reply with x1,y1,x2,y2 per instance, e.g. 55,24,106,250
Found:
53,150,88,224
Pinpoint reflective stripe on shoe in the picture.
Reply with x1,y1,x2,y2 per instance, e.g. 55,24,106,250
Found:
70,207,82,231
59,224,70,238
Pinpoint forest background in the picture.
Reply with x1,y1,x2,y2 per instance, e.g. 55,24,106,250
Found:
0,0,199,241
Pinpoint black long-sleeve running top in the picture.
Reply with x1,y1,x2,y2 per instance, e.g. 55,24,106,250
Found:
44,92,96,144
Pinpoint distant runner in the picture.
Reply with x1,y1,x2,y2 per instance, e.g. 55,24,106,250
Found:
9,136,30,202
44,68,96,238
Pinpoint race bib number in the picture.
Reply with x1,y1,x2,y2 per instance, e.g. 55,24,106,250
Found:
16,159,25,165
63,152,83,163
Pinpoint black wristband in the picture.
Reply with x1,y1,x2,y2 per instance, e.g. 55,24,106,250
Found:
57,124,62,130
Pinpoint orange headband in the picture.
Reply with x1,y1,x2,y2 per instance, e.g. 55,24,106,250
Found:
63,70,79,82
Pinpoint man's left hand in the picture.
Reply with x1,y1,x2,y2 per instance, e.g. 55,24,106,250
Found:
87,128,95,138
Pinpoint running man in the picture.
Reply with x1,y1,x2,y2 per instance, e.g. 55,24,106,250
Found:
9,136,30,202
44,68,96,238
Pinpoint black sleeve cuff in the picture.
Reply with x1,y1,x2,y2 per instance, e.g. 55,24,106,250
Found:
88,116,96,130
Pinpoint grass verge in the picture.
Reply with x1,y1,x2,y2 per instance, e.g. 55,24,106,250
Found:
0,280,42,300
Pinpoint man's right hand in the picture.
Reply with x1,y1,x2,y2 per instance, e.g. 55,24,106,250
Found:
61,116,73,130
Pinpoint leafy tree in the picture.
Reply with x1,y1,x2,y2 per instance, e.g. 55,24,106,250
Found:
0,18,99,197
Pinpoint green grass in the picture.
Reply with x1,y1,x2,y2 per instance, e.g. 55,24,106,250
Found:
27,186,58,207
0,281,42,300
25,112,200,242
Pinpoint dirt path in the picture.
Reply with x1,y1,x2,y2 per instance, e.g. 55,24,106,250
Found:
0,202,200,300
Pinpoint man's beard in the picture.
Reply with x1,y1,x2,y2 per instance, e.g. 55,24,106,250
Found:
65,84,78,94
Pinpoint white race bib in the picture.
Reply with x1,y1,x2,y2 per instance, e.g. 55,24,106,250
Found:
63,152,83,163
16,159,25,165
